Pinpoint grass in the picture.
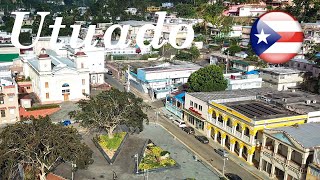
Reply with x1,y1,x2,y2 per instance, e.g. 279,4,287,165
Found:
138,142,177,171
98,132,126,151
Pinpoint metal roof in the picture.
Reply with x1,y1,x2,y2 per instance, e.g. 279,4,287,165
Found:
272,123,320,149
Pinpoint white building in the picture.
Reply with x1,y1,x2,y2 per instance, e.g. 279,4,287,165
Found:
224,73,262,90
33,37,107,85
260,67,305,91
239,6,267,17
19,48,90,104
129,62,201,100
162,2,174,8
125,8,138,15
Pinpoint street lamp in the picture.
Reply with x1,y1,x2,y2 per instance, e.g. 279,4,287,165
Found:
134,154,139,174
222,157,228,176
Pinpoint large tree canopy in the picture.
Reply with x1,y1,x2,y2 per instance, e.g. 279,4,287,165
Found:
0,116,93,180
69,88,149,137
187,65,227,92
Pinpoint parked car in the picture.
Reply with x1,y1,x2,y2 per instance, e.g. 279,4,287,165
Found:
225,173,242,180
195,135,209,144
214,148,229,158
182,127,195,134
107,71,113,75
173,119,187,128
61,120,72,126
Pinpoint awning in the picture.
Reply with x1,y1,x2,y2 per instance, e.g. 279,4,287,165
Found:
174,92,185,103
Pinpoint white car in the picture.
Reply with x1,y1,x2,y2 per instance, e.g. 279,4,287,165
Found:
173,119,187,128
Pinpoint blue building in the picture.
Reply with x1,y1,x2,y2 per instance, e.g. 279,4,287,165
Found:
165,91,185,119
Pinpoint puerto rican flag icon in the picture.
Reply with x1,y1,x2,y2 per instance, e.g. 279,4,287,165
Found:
250,11,304,64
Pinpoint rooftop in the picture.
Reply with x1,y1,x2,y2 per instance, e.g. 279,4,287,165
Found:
141,63,201,73
261,67,303,75
118,20,155,27
269,123,320,149
188,88,274,103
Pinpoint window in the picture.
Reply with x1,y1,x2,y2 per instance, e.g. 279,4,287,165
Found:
194,103,198,109
27,87,30,89
46,93,49,99
81,63,84,68
190,101,193,106
0,96,4,104
199,105,203,111
82,89,85,94
9,109,14,115
9,96,13,102
45,82,49,88
1,110,5,117
82,79,85,85
62,83,69,87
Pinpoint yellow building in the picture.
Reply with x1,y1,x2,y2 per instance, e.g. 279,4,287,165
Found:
146,6,161,12
184,89,320,165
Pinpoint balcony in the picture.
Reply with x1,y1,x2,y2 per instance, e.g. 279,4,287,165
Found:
217,121,223,128
235,131,242,138
243,135,250,143
226,126,232,134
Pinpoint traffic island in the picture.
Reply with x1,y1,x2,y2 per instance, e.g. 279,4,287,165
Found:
93,132,128,164
135,139,179,174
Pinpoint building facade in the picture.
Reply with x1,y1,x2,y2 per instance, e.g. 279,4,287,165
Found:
260,67,305,91
184,89,320,165
19,49,90,104
259,123,320,179
0,75,19,125
224,73,262,90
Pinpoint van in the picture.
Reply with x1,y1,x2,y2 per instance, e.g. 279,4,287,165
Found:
173,119,187,128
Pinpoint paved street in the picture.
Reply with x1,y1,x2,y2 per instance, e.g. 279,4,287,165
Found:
105,74,267,180
53,123,220,180
105,74,125,91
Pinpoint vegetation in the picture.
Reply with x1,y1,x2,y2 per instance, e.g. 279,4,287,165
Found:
175,46,200,62
139,142,176,171
97,132,126,158
25,104,60,111
69,89,149,138
224,45,242,56
187,65,227,92
0,116,93,180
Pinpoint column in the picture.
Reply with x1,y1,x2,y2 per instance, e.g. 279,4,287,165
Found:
241,126,245,139
223,117,227,128
274,141,280,154
230,138,236,152
259,157,263,171
247,147,255,164
232,121,238,135
284,172,288,180
221,133,226,147
287,147,293,161
249,130,257,145
270,164,276,178
239,143,244,158
207,125,212,138
261,136,267,148
302,152,309,166
214,129,218,142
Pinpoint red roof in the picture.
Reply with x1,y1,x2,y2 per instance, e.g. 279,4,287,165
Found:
75,51,86,56
38,54,50,58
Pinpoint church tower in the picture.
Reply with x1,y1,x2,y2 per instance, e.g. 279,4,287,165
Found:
38,48,51,72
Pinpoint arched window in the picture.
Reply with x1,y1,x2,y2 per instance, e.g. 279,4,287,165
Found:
62,83,70,87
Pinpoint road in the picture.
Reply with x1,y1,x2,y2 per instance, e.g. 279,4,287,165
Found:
105,74,125,91
105,73,263,180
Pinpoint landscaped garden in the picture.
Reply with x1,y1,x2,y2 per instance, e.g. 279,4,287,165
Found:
97,132,127,158
139,141,177,171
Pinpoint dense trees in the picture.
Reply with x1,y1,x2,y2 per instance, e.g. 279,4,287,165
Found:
0,116,93,180
187,65,227,92
69,89,149,138
175,45,200,62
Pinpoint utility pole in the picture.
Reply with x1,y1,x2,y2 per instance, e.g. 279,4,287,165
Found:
225,51,229,74
126,65,130,92
155,111,160,125
222,157,228,176
71,162,76,180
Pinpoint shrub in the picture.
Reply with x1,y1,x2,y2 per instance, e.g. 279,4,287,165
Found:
25,104,60,111
150,146,163,157
98,132,126,150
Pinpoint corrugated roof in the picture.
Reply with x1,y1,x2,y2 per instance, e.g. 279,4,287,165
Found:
274,123,320,148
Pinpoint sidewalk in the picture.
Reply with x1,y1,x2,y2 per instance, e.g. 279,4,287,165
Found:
158,106,270,180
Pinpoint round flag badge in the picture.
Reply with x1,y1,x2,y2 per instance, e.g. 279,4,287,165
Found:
250,11,304,64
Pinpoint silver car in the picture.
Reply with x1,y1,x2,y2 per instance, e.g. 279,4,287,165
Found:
214,148,229,158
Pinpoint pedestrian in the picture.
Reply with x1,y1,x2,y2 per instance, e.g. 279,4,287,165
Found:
112,171,117,180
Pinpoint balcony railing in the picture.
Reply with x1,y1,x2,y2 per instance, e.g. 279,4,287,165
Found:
217,121,223,128
235,131,242,138
243,135,250,143
226,126,232,133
